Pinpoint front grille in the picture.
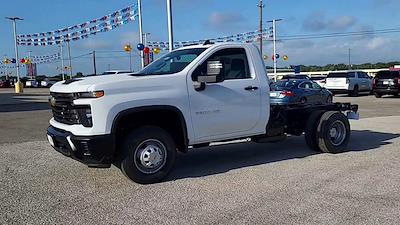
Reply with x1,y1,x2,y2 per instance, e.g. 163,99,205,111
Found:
50,92,80,125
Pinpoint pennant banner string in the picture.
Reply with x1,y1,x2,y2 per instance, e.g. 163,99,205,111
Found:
16,4,138,46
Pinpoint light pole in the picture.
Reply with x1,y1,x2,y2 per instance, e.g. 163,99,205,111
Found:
257,0,265,57
59,44,65,80
268,19,282,81
348,48,351,70
137,0,145,69
66,40,73,79
27,50,32,79
6,16,23,93
167,0,174,52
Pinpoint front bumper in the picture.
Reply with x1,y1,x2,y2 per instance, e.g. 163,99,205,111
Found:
47,126,115,167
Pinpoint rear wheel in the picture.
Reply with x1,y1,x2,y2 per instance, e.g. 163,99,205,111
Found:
374,92,382,98
120,126,177,184
350,85,359,97
300,97,307,104
304,110,326,152
316,111,350,153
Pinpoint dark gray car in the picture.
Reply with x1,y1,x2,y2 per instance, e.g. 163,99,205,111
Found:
270,79,333,105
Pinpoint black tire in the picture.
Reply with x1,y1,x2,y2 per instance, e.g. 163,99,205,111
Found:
300,97,307,104
350,85,359,97
316,111,351,153
304,110,326,152
374,92,382,98
120,126,177,184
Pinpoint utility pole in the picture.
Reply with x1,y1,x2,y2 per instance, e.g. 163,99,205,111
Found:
257,0,265,56
167,0,174,52
66,40,73,79
92,50,97,75
6,17,23,93
348,48,351,70
268,19,282,81
129,43,132,72
59,44,65,80
137,0,145,69
5,61,8,80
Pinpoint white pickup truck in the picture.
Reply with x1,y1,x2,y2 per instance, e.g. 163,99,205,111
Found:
47,42,359,184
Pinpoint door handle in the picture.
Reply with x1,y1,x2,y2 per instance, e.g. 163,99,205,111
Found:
244,86,259,91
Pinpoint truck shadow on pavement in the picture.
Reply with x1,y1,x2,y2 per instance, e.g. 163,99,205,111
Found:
169,130,399,181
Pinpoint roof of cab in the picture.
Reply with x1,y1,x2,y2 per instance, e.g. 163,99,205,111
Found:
177,42,254,50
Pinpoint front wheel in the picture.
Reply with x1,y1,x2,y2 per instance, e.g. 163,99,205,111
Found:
316,111,351,153
120,126,177,184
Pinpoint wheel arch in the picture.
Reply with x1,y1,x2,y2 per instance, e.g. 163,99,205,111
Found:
111,105,189,152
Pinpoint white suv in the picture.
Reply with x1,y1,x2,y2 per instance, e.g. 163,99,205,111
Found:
325,71,372,96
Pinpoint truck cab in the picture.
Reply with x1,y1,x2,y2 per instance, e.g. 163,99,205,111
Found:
47,43,358,184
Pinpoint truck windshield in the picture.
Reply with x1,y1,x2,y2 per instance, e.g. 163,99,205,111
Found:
134,48,207,76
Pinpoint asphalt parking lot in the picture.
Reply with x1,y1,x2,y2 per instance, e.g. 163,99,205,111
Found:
1,88,399,225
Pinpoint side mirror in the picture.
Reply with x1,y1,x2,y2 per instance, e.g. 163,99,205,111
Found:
194,60,224,91
197,60,224,84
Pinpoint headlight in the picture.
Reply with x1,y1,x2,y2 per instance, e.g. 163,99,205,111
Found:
76,91,104,99
76,106,93,127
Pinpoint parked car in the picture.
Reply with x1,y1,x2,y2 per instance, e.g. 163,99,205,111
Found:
41,78,61,87
310,75,327,88
373,70,400,98
325,71,372,96
0,80,11,88
270,79,333,105
101,70,131,75
25,79,39,88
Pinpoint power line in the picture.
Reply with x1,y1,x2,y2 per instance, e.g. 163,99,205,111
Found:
277,27,400,41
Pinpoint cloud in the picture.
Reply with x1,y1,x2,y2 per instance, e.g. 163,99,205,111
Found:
366,37,389,50
205,12,246,31
303,12,357,32
75,39,113,51
303,12,326,32
275,36,400,66
329,16,357,31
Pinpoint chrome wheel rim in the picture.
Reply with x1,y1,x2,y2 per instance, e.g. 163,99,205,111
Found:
329,121,346,146
134,139,167,174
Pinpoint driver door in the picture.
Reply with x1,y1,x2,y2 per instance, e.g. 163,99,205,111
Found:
187,47,262,143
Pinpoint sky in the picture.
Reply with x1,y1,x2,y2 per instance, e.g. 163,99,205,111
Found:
1,0,400,76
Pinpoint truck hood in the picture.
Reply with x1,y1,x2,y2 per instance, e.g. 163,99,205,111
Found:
50,74,137,93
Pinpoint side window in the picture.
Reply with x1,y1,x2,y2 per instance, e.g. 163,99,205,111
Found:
195,48,251,81
348,72,356,78
312,82,321,89
299,82,312,89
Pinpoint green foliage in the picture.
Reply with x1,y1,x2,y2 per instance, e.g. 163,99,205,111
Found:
293,61,400,72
